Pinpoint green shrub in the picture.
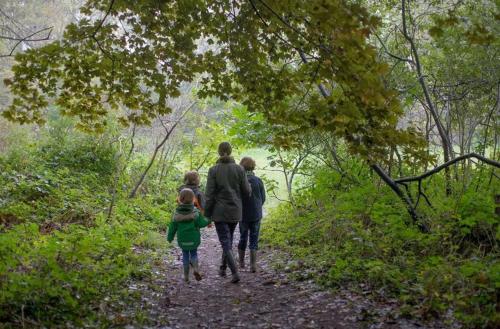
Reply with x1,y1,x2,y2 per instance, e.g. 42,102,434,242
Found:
262,165,499,328
0,216,156,325
0,118,174,326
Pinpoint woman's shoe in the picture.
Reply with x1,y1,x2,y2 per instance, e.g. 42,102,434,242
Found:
250,250,257,273
218,254,227,277
225,250,240,283
230,272,240,283
238,249,246,268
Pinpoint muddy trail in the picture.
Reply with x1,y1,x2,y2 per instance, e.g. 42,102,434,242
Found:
163,228,358,329
118,227,453,329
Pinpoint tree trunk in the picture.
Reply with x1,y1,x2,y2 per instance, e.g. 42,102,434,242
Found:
371,164,422,227
401,0,453,195
129,103,195,198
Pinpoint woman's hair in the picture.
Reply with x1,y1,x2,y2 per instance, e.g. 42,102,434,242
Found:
218,142,232,156
179,188,195,204
240,157,256,171
184,171,200,186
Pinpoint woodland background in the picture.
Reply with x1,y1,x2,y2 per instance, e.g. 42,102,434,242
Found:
0,1,498,328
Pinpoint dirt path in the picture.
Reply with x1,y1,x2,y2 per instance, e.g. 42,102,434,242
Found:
154,228,444,329
112,226,454,328
162,228,354,329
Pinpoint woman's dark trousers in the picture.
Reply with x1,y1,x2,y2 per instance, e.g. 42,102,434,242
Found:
214,222,239,281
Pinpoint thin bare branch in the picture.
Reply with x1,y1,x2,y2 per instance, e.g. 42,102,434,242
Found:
91,0,115,37
0,26,53,57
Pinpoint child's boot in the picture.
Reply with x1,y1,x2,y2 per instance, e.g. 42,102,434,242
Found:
250,250,257,273
192,261,202,281
183,264,190,283
218,254,227,277
225,250,240,283
238,249,245,268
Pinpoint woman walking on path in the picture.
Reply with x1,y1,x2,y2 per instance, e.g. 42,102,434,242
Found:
204,142,251,283
237,157,266,273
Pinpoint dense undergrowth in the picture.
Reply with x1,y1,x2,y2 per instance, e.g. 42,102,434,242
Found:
0,120,175,327
1,114,498,328
262,161,499,328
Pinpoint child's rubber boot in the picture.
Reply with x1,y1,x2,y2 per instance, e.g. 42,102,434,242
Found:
238,249,245,268
183,264,190,283
218,254,227,277
192,261,202,281
225,250,240,283
250,250,257,273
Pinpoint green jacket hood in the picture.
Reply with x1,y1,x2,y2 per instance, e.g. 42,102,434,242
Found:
167,206,211,251
174,204,197,222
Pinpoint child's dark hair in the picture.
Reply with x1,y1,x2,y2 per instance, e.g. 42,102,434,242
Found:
184,171,200,186
179,188,195,204
240,157,256,171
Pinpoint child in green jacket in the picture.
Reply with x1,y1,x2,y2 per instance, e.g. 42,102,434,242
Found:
167,188,211,282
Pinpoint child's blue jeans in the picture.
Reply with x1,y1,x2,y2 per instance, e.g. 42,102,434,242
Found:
182,249,198,267
238,220,261,251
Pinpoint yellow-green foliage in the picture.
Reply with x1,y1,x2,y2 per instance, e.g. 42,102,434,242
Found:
3,0,430,162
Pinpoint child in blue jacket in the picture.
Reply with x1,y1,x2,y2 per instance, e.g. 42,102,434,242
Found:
237,157,266,273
